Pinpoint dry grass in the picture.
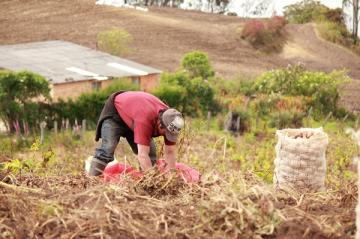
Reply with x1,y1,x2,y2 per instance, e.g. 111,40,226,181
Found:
0,168,356,239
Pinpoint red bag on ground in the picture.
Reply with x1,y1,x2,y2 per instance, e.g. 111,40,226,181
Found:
103,160,200,183
103,162,143,183
156,160,201,183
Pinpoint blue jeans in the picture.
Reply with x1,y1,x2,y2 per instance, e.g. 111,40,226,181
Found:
94,118,157,166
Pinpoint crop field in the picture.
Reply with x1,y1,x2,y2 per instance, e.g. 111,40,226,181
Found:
1,1,360,238
0,119,358,239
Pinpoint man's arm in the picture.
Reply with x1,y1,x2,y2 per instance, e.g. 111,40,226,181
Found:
137,144,153,171
164,145,176,170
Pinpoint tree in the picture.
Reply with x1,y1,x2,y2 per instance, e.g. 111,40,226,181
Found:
344,0,360,44
181,51,215,79
153,71,217,116
0,71,50,132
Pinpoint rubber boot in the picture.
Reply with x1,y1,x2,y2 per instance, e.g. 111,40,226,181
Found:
87,157,108,176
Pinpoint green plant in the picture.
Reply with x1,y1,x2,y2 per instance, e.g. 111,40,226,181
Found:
155,72,217,116
97,28,133,56
268,111,305,129
254,64,350,117
284,0,328,23
317,21,349,44
153,69,217,116
3,158,39,174
181,51,214,79
0,70,50,133
209,76,256,97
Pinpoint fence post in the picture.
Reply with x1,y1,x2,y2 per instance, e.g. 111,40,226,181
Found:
81,119,86,138
207,111,211,130
61,119,65,131
236,116,241,133
40,121,46,144
54,121,58,135
66,119,70,131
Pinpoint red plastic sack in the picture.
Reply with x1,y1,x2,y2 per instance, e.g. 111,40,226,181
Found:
103,160,200,183
103,162,143,183
157,160,201,183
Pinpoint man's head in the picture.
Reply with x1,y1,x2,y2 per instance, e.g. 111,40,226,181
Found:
159,108,184,142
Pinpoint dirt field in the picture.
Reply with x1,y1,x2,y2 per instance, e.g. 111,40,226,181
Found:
0,0,360,110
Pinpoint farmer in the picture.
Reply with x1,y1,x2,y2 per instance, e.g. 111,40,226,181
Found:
87,91,184,176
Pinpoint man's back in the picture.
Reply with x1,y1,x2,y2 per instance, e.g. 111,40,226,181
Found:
114,91,169,145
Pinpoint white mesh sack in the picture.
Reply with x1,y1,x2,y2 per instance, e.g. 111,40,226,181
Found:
273,128,328,192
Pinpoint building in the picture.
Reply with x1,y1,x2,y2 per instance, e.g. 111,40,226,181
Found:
0,40,162,100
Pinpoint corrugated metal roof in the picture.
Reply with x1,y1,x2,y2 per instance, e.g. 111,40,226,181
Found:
0,40,162,84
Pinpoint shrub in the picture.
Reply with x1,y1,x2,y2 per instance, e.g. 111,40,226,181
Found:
153,71,217,116
284,0,328,24
152,83,186,111
0,70,50,133
254,64,350,117
267,16,286,34
269,111,305,129
97,28,133,56
241,17,286,52
241,20,266,46
210,76,256,98
317,21,349,44
181,51,214,79
324,8,344,23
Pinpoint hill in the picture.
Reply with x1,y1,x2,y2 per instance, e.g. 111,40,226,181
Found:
0,0,359,111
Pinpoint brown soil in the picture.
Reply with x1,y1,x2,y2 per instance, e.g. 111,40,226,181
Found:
0,171,356,239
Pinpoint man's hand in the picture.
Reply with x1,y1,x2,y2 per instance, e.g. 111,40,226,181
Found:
137,144,153,171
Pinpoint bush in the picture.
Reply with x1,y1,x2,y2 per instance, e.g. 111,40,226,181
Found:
153,71,217,116
284,0,328,24
269,111,305,129
254,64,350,117
317,21,349,44
241,20,266,46
97,28,133,56
181,51,214,79
241,17,286,52
0,70,50,133
152,83,186,110
267,16,287,34
324,8,344,23
210,76,256,98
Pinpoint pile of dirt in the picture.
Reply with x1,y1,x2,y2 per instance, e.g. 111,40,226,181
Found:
0,171,356,239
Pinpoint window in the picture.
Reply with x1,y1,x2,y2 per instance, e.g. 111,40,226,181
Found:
92,81,102,91
131,76,140,85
